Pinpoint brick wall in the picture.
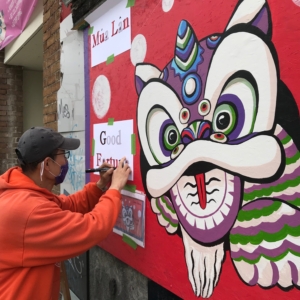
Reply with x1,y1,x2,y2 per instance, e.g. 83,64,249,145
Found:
0,50,23,174
43,0,61,131
43,0,61,194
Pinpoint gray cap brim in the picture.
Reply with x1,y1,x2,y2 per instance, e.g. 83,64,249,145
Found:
59,137,80,150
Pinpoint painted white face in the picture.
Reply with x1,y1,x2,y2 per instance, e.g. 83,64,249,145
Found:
135,0,282,244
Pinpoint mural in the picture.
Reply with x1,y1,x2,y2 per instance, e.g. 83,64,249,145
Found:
135,0,300,298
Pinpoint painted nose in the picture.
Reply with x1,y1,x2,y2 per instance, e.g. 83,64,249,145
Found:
181,120,211,145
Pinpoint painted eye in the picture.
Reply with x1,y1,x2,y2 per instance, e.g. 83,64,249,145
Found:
163,125,180,151
212,77,257,140
146,107,182,165
198,99,210,116
179,108,190,124
171,144,184,160
210,132,227,143
212,104,236,135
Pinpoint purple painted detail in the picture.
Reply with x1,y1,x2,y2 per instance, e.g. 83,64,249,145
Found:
163,194,173,207
231,239,300,261
181,127,196,144
285,142,298,158
251,7,269,36
279,192,300,202
227,132,258,145
156,197,178,224
243,165,300,194
162,67,169,82
231,207,300,236
271,261,279,285
206,36,221,49
288,260,299,284
248,264,259,285
276,127,287,140
84,28,91,184
175,34,196,62
241,199,276,211
170,175,241,243
215,94,246,141
159,119,175,157
165,37,215,122
135,75,145,96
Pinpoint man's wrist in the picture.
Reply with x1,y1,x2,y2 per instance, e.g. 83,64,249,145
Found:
96,181,108,192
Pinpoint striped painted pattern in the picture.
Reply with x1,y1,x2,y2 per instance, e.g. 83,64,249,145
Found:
151,196,179,234
230,200,300,287
243,125,300,208
174,20,199,71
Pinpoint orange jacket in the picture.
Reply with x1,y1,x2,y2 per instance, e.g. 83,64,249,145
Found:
0,167,121,300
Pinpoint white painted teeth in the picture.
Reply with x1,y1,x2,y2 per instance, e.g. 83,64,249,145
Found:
172,169,235,229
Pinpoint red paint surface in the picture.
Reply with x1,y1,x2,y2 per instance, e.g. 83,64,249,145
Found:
60,3,72,22
88,0,300,298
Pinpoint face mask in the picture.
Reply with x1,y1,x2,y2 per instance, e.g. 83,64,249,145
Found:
48,159,69,185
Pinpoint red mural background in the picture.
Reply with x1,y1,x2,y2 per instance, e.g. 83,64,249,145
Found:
87,0,300,298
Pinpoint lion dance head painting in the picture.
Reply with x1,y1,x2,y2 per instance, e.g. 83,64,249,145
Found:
135,0,300,298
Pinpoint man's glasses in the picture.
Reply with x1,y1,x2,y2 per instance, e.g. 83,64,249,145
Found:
54,151,70,159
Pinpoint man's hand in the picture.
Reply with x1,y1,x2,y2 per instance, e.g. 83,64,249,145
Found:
96,162,114,191
109,157,131,192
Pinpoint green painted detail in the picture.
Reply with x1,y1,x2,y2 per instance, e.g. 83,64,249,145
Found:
131,134,136,155
212,104,236,135
108,118,114,125
232,248,300,265
92,139,95,157
122,234,137,249
161,196,176,214
88,26,94,35
177,27,192,50
155,198,178,228
230,224,300,245
163,125,180,151
106,54,115,65
286,151,300,165
243,176,300,202
175,43,198,71
126,0,136,8
288,198,300,207
150,148,162,165
281,134,292,145
123,184,136,193
237,201,281,222
192,121,198,133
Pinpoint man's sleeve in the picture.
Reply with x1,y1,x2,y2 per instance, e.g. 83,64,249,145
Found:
22,189,121,267
58,182,103,213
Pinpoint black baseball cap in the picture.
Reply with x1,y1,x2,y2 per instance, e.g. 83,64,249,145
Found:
15,127,80,164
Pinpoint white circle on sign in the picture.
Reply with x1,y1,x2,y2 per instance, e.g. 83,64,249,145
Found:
292,0,300,6
130,34,147,66
92,75,111,119
162,0,174,12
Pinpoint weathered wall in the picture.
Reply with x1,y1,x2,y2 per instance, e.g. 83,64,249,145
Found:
43,0,61,131
71,0,106,25
89,246,148,300
0,50,23,174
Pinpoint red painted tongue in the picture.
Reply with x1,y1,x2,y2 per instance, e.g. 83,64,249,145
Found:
196,173,207,209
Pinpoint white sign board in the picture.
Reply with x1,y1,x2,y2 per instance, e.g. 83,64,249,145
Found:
93,120,134,180
86,0,131,67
